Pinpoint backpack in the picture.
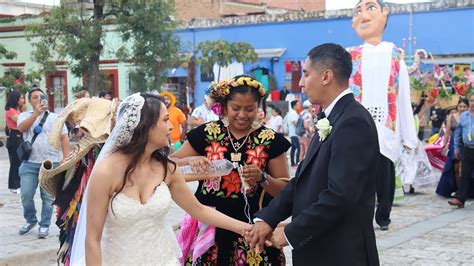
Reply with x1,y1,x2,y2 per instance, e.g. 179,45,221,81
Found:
295,115,306,137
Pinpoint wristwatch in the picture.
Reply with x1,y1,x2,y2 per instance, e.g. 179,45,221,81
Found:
259,171,269,185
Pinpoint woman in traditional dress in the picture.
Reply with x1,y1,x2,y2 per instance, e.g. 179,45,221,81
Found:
172,75,291,265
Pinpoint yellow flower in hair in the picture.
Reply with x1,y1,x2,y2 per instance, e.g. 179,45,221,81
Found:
215,81,230,97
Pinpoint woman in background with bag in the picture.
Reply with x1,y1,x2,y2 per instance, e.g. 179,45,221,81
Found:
4,90,26,194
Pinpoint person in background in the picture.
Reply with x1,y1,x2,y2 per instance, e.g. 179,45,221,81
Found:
299,100,314,161
179,102,191,120
448,93,474,208
430,99,447,136
287,100,300,167
437,98,471,198
189,95,218,127
74,90,90,99
5,90,26,193
98,91,112,100
267,106,284,133
17,87,70,238
257,106,267,126
160,91,187,151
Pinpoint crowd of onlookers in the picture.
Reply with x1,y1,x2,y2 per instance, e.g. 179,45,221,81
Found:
2,85,473,238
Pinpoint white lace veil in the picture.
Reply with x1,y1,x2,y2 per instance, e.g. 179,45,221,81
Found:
70,93,145,265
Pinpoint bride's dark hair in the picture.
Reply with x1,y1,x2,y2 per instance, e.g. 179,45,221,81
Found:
111,93,176,208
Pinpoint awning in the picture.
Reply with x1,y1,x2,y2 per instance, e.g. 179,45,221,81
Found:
255,48,286,59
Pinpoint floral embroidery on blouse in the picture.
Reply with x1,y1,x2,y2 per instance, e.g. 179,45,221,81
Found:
200,121,276,198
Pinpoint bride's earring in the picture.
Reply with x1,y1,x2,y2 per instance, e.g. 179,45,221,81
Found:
223,117,229,127
251,120,260,129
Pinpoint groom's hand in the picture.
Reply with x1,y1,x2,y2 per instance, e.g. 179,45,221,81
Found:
247,221,273,251
268,226,289,249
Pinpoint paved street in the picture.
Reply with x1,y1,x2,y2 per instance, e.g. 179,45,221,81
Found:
0,146,473,265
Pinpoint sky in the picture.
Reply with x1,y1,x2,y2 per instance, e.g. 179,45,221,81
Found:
17,0,435,10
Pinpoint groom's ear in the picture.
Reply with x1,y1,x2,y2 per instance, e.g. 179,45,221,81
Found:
321,69,333,86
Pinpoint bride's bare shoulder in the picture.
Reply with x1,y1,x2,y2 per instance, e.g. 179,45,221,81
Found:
91,153,129,180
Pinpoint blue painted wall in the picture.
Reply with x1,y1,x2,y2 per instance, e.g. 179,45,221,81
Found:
175,8,474,106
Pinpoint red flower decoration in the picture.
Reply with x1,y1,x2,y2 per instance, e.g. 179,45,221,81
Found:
353,71,362,86
454,82,467,96
245,145,269,169
222,171,241,197
388,92,396,103
388,74,395,87
428,87,439,99
205,142,227,160
350,51,358,60
388,104,397,121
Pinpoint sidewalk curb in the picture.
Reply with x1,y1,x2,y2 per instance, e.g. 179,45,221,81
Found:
0,246,56,266
0,224,181,266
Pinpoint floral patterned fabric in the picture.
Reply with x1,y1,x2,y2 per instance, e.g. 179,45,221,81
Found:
348,44,401,132
185,121,290,265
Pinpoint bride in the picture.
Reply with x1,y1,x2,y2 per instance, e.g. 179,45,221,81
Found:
70,93,251,265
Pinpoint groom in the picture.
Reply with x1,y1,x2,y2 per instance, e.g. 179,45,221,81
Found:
247,43,380,265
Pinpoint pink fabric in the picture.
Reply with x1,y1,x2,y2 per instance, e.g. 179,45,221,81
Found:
5,108,19,129
425,135,446,170
177,213,216,264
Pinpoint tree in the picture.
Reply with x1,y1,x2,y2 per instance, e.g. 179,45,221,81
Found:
195,40,258,81
27,0,180,95
0,44,17,60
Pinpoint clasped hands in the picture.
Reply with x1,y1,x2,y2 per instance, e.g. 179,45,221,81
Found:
243,221,288,252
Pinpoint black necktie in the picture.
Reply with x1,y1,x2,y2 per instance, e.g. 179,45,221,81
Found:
317,111,326,120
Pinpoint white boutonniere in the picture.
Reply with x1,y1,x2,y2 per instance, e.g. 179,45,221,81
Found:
316,118,332,141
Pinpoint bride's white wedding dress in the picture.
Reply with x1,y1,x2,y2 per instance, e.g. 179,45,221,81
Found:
101,182,181,265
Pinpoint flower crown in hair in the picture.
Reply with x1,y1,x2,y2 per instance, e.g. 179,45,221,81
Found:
207,77,266,99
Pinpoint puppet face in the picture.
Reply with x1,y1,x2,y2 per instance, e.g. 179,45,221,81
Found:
352,0,388,43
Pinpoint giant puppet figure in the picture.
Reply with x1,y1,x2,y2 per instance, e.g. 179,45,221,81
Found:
348,0,418,230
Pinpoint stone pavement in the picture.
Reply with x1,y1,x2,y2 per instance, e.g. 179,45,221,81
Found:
0,146,473,265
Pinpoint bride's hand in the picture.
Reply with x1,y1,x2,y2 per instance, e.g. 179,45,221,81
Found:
188,156,211,174
240,223,254,237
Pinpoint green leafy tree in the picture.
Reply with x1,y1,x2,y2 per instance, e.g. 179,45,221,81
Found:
0,44,17,60
27,0,180,95
195,40,258,81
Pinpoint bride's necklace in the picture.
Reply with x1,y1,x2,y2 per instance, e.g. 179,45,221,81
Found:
227,126,253,162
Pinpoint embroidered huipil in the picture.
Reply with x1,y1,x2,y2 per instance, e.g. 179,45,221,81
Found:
348,42,418,163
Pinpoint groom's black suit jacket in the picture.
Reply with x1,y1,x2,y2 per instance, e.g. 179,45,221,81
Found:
257,94,380,266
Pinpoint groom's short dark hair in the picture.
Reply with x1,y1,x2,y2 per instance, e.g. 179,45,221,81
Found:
307,43,352,85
